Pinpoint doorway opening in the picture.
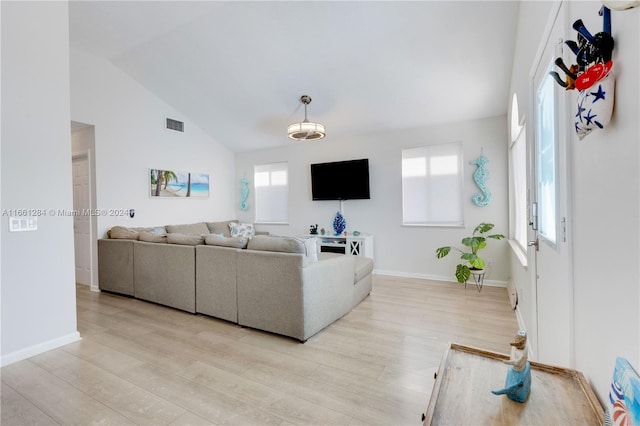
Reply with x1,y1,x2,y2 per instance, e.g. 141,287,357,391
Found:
71,121,98,291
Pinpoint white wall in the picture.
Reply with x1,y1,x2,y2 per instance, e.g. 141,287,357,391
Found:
1,1,80,365
570,2,639,403
509,0,640,403
236,116,510,283
70,49,236,238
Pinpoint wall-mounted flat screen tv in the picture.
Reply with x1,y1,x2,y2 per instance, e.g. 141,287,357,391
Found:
310,158,370,200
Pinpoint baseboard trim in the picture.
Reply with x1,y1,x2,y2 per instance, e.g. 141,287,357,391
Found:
373,269,508,288
1,331,81,367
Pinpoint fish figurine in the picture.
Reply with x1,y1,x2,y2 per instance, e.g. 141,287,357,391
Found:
492,330,531,403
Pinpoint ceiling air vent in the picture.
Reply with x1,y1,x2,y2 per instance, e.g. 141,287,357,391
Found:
166,117,184,132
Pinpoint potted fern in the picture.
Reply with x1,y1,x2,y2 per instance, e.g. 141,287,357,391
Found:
436,222,505,283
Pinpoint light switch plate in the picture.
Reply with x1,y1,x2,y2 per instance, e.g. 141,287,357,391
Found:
9,216,38,232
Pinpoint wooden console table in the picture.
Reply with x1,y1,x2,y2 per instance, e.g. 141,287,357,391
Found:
422,343,604,425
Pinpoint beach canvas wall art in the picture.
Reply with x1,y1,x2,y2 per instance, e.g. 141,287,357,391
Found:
150,169,209,198
605,357,640,425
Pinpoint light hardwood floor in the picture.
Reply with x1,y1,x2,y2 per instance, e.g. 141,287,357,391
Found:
1,276,519,425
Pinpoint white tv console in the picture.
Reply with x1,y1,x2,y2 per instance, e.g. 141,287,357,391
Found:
313,234,374,260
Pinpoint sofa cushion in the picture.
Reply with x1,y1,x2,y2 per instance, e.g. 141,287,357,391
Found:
204,234,248,249
109,226,139,240
229,222,255,238
165,222,209,235
247,235,305,254
354,256,374,282
167,233,205,246
138,230,168,243
206,220,238,237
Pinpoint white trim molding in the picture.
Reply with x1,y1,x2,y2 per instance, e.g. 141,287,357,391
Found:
0,332,81,367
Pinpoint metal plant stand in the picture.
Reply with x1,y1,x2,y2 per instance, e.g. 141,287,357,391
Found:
466,270,485,292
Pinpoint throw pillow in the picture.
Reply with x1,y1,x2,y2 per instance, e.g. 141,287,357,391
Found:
204,234,249,249
109,226,139,240
167,233,204,246
229,222,255,238
206,220,238,237
138,230,167,243
298,236,319,263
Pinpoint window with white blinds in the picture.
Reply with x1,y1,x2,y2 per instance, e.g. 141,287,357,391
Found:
254,162,288,224
402,142,464,226
510,124,528,251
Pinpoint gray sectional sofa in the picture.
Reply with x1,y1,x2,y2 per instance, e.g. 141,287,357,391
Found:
97,220,374,342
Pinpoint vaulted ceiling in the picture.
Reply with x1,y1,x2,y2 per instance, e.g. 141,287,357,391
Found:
69,1,520,152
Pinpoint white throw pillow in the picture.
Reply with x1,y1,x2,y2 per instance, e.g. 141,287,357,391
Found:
296,236,318,263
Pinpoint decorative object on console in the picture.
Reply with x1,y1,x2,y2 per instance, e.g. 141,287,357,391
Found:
150,169,209,198
435,222,504,284
320,227,326,235
353,230,360,236
309,224,318,235
549,6,615,140
491,330,531,403
470,151,492,207
287,95,325,141
239,177,249,211
333,211,346,235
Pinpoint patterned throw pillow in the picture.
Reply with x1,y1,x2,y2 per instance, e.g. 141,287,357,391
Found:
229,222,255,238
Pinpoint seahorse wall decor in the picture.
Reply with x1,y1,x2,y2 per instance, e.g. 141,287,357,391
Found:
470,154,492,207
239,177,249,211
549,5,615,140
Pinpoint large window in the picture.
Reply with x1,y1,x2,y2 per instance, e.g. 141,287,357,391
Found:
510,124,528,250
402,142,464,226
536,75,557,244
254,162,288,224
509,94,528,252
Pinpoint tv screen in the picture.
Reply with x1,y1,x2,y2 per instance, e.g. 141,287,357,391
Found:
310,159,370,200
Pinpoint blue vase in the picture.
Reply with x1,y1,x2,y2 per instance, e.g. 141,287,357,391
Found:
333,211,346,235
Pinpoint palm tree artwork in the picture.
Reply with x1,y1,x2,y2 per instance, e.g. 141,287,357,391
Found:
150,168,208,198
162,170,178,190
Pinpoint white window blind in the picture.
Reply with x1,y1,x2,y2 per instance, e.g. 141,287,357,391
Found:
254,162,288,223
402,142,464,226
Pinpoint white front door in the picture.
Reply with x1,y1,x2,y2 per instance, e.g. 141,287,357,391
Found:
530,2,574,368
72,155,91,285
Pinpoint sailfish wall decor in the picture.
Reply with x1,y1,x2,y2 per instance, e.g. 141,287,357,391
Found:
550,6,615,140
